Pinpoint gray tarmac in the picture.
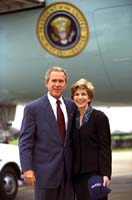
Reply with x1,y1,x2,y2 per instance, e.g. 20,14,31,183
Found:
16,151,132,200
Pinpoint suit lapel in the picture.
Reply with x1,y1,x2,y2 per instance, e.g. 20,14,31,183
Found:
63,98,73,144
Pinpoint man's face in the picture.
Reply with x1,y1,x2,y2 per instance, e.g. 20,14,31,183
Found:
45,71,67,99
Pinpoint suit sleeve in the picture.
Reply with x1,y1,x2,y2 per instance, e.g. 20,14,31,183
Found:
19,105,36,172
96,112,112,179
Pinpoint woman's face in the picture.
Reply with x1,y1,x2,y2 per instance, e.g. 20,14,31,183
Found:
73,87,91,109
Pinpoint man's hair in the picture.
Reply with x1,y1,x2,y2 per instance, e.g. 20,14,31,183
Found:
45,66,68,82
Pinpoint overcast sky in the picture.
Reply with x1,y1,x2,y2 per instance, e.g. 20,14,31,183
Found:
95,106,132,133
13,105,132,133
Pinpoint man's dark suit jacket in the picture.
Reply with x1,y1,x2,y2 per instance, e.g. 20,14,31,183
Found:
72,109,112,180
19,95,76,188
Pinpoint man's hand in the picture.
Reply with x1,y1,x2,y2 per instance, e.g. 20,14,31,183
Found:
23,170,36,186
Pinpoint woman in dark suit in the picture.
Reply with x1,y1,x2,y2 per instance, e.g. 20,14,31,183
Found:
71,79,112,200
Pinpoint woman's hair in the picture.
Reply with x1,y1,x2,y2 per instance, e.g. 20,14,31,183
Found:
45,66,68,82
70,78,95,102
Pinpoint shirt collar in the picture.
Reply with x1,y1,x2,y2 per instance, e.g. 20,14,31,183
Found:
47,92,63,104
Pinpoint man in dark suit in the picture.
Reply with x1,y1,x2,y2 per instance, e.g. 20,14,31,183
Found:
19,66,76,200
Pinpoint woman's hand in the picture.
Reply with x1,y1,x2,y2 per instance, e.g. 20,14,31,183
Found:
103,176,110,186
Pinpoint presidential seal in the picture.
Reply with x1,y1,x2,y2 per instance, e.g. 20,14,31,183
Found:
36,2,89,57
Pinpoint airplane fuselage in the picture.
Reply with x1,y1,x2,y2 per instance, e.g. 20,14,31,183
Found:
0,0,132,106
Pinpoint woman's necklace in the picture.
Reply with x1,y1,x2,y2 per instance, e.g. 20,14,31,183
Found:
75,105,93,128
80,115,83,126
79,106,88,126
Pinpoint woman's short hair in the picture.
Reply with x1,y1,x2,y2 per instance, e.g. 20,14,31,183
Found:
70,78,94,102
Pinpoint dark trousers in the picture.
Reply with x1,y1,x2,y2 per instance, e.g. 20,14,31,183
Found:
34,174,74,200
74,174,108,200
